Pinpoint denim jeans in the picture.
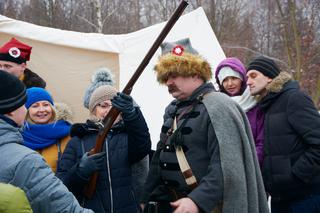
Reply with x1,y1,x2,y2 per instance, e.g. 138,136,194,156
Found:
271,195,320,213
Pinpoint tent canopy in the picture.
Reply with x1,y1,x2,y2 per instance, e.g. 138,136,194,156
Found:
0,8,225,148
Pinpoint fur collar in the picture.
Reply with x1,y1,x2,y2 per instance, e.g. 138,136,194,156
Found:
266,72,292,93
55,102,73,123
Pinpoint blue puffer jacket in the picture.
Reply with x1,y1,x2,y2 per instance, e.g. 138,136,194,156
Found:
0,116,93,213
57,108,151,213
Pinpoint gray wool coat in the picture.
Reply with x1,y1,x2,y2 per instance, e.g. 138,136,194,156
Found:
203,92,269,213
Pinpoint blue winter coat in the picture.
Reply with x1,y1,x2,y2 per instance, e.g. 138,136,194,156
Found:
0,116,93,213
57,108,151,213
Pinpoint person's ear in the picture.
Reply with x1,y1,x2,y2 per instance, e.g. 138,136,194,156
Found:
5,111,14,117
21,63,27,71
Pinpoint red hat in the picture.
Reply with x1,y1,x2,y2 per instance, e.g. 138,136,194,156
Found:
0,38,32,64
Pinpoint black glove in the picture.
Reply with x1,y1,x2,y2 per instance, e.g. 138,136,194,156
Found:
112,92,137,120
78,152,105,179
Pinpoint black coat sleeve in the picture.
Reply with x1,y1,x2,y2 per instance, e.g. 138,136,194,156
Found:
123,107,151,164
288,91,320,183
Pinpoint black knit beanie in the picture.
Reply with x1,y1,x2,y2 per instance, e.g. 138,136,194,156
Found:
0,70,27,114
247,56,280,79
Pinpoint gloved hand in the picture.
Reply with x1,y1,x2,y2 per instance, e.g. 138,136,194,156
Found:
78,152,105,179
112,92,137,120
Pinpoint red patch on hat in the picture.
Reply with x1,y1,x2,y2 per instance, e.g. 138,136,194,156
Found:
172,45,184,56
0,38,32,61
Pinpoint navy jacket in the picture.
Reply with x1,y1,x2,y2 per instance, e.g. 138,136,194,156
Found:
260,80,320,201
57,108,151,213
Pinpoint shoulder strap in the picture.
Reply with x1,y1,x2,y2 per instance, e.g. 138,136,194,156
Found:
173,116,198,190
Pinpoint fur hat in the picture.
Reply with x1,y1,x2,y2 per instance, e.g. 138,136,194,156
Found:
247,56,280,79
155,38,212,84
83,67,115,109
25,87,54,109
0,70,27,114
89,85,117,113
0,38,32,64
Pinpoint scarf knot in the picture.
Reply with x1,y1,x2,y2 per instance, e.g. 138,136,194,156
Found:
22,120,71,150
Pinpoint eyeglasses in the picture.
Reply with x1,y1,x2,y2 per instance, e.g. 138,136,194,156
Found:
98,103,112,109
0,64,13,70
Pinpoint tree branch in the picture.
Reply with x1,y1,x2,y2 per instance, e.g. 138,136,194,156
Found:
222,44,288,66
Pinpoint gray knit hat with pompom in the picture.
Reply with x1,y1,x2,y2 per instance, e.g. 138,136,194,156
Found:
89,85,117,113
83,67,115,109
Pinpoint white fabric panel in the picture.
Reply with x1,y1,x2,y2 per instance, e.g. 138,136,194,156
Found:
0,7,225,149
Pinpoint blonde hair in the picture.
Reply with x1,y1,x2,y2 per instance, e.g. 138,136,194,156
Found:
25,103,56,124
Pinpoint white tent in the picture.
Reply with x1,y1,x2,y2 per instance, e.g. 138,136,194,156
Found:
0,7,225,148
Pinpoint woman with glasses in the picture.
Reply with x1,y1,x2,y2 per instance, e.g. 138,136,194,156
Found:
56,84,151,213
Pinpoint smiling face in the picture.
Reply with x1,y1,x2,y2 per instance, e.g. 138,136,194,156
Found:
222,76,242,96
246,70,272,97
27,100,54,124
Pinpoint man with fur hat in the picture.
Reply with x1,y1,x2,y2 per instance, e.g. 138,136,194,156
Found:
141,38,269,213
247,56,320,212
0,70,92,213
0,37,46,88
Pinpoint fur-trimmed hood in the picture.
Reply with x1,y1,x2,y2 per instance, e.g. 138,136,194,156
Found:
260,72,298,112
70,119,124,138
266,71,292,93
54,102,73,123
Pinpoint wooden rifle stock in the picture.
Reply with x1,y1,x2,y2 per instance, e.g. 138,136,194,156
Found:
84,0,189,198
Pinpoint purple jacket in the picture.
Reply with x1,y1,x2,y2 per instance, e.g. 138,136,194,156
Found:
215,57,265,166
247,105,264,166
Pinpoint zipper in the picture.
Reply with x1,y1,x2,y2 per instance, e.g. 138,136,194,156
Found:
105,138,114,213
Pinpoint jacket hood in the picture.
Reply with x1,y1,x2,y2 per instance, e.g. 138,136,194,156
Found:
0,119,23,147
266,71,292,93
215,57,247,95
260,72,297,112
70,119,124,138
54,102,73,123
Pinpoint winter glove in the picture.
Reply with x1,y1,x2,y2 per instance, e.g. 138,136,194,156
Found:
112,92,137,121
78,152,106,179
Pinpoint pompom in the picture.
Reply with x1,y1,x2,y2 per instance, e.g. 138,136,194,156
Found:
83,67,115,109
91,67,115,85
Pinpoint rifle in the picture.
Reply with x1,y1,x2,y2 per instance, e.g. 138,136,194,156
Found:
84,0,189,199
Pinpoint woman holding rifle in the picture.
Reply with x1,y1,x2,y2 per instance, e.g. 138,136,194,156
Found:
57,70,151,213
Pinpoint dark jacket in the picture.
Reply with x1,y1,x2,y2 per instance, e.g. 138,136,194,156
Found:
23,68,46,88
142,83,223,213
260,72,320,201
57,108,151,213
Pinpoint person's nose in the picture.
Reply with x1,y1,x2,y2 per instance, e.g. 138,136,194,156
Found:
247,78,252,86
166,78,173,86
226,78,233,86
38,105,46,112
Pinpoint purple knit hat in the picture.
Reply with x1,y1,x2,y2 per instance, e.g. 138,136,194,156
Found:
215,57,247,95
